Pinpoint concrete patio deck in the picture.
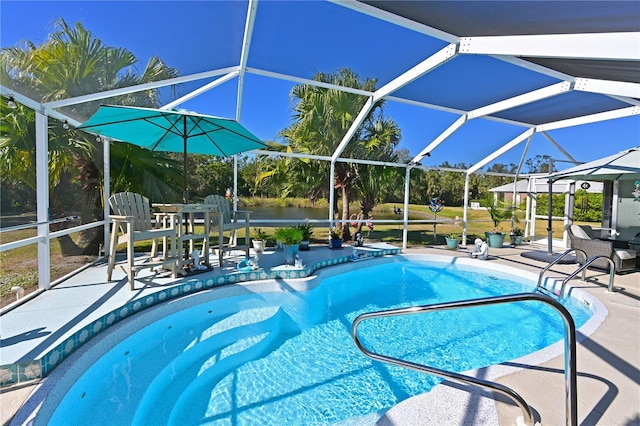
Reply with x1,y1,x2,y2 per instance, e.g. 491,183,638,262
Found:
1,243,638,425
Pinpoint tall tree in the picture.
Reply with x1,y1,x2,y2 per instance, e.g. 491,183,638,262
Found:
1,18,182,253
276,68,401,236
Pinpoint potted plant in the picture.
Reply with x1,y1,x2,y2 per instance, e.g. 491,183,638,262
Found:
445,233,459,249
295,223,314,251
510,227,524,246
251,228,270,253
482,195,509,248
274,227,304,264
329,227,343,249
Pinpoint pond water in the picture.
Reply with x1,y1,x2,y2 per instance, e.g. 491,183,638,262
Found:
249,207,423,221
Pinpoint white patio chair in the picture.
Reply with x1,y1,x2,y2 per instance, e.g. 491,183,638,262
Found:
107,192,177,289
204,194,252,266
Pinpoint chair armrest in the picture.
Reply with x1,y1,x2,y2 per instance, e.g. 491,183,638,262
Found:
571,237,614,254
153,212,178,229
109,215,134,223
232,210,252,221
598,239,630,249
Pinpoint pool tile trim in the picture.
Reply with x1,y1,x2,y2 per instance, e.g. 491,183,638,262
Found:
0,246,401,386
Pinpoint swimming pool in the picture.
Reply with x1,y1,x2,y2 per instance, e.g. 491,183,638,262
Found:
36,256,598,425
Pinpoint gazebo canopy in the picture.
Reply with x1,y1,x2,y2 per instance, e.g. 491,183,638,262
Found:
548,147,640,181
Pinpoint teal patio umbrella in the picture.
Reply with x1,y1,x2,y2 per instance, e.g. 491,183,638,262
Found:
78,105,266,202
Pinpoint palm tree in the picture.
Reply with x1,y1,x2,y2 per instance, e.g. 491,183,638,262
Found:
275,68,401,237
1,18,182,254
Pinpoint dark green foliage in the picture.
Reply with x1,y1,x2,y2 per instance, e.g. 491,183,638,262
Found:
536,190,602,222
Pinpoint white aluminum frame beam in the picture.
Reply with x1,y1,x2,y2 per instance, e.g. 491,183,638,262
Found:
1,86,81,126
537,106,640,132
413,115,467,163
42,67,239,109
467,128,535,175
161,71,239,110
411,82,570,163
574,78,640,99
372,44,457,102
333,44,457,161
246,67,373,97
467,82,571,119
330,0,459,43
252,149,407,168
460,32,640,61
540,132,578,164
236,0,258,121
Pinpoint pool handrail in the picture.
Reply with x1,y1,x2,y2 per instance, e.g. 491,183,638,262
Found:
536,248,586,292
352,292,578,426
559,255,615,298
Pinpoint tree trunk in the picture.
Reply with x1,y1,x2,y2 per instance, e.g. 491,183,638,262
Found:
341,185,351,240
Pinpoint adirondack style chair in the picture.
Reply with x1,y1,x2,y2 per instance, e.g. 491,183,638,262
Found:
107,192,178,289
204,194,252,266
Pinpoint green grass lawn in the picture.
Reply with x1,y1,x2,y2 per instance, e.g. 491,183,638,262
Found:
0,201,582,304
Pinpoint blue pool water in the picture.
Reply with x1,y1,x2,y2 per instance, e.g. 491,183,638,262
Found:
43,260,592,425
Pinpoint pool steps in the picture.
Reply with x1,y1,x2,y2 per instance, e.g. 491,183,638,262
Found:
134,306,292,424
0,244,401,388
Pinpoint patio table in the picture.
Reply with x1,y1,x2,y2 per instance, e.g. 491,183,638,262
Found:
154,203,218,272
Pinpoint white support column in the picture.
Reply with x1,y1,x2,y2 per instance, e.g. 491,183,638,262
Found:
36,111,50,290
328,161,336,227
530,178,538,240
564,182,576,248
612,180,620,234
402,167,411,249
103,138,110,257
462,174,470,246
525,178,533,239
233,156,238,213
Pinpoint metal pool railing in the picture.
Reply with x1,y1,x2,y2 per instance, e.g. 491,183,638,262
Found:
352,293,578,426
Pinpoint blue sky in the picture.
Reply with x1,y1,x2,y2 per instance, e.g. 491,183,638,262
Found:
2,0,639,171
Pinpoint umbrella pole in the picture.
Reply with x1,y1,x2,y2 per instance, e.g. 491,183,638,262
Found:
182,120,189,204
547,158,554,255
182,124,189,263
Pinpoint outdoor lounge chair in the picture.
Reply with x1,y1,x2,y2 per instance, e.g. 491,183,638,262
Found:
566,224,636,273
204,194,252,266
107,192,177,289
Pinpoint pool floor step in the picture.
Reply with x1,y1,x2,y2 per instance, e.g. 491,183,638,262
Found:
132,307,295,425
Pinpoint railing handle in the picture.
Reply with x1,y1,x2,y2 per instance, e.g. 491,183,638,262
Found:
352,293,577,426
